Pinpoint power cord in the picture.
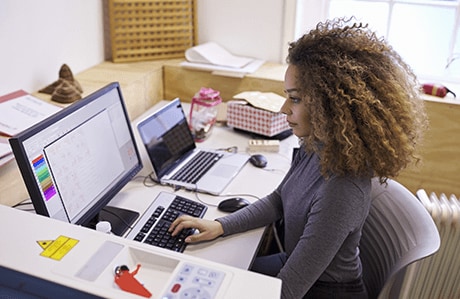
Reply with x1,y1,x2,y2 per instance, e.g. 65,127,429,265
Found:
215,146,238,153
133,172,161,188
12,199,35,212
159,180,261,208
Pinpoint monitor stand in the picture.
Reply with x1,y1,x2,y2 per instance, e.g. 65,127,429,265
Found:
88,206,140,236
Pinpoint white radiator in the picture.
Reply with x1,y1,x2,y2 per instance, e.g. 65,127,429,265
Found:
399,189,460,299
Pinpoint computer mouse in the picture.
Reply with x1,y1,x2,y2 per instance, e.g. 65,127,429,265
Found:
249,154,267,168
218,197,251,213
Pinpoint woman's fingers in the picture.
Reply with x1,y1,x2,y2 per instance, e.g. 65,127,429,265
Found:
169,216,224,243
169,215,195,235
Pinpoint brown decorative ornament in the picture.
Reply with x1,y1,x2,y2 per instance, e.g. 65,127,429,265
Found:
51,80,82,104
39,64,83,103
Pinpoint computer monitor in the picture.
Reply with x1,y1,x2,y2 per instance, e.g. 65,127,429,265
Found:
9,82,143,236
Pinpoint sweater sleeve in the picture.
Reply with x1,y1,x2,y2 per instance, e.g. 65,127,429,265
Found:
215,150,302,236
216,189,284,236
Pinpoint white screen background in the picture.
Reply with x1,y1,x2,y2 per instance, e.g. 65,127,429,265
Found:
44,109,124,221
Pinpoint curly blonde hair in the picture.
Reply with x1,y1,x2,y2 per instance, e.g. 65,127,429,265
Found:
287,18,428,179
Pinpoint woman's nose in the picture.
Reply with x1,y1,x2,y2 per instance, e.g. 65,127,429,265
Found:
280,99,291,115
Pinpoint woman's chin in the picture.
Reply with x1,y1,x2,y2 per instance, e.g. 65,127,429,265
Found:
290,128,302,137
291,129,309,139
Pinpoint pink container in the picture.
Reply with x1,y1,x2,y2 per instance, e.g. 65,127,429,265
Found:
189,87,222,142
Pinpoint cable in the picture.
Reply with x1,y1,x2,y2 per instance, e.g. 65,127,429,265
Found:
161,180,261,207
190,187,262,207
141,172,160,187
137,145,267,206
12,200,32,208
260,167,286,174
192,192,219,207
215,146,238,153
162,181,219,206
12,199,35,212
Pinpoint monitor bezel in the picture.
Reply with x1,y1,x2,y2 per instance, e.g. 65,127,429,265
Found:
9,82,143,228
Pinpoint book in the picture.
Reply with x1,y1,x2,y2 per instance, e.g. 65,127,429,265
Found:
0,137,13,167
0,90,62,137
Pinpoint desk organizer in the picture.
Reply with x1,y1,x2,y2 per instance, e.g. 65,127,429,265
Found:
71,241,231,298
108,0,197,63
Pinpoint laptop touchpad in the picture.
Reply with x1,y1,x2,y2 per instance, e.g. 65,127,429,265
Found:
210,164,238,178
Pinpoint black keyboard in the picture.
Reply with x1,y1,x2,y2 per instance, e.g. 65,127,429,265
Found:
171,151,223,184
127,193,207,253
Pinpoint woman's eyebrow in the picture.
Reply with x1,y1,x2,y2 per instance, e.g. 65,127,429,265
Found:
284,88,299,93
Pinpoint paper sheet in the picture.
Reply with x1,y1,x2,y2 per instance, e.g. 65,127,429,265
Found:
185,42,254,68
0,141,11,159
182,42,265,76
180,59,265,77
233,91,286,112
0,137,13,166
0,93,62,136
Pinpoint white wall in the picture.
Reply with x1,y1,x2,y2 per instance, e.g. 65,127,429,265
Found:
196,0,285,63
0,0,105,96
0,0,285,96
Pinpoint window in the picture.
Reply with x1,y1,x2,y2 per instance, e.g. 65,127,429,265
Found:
292,0,460,85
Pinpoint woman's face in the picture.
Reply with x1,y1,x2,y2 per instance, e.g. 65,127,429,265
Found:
281,65,311,138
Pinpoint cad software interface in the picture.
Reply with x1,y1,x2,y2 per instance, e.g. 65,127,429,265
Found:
22,88,138,223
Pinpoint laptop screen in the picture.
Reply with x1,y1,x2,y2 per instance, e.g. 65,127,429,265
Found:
137,99,196,178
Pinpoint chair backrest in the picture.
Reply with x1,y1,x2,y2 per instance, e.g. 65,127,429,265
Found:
360,178,440,299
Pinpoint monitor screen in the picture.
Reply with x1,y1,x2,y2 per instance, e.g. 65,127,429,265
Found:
9,82,142,235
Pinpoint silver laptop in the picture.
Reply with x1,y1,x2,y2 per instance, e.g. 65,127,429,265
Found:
137,98,249,195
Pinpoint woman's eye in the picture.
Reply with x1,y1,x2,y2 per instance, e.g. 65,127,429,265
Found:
290,96,301,103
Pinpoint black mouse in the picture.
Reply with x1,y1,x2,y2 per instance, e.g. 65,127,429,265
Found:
218,197,250,213
249,154,267,168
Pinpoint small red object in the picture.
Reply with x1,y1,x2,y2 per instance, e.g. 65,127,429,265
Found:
114,264,152,298
171,283,182,293
421,83,456,98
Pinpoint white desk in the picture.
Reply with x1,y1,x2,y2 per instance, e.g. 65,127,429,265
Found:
0,101,297,298
0,204,282,298
110,101,298,269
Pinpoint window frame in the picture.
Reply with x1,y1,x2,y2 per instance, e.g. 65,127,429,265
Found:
284,0,460,85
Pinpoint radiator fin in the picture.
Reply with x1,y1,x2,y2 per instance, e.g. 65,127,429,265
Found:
399,190,460,298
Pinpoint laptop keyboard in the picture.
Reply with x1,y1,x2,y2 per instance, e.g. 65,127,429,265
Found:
171,151,223,184
128,193,207,252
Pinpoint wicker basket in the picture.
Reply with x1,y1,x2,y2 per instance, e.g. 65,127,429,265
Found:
108,0,197,63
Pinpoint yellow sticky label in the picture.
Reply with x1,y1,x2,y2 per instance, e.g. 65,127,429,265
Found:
39,235,79,261
37,240,54,250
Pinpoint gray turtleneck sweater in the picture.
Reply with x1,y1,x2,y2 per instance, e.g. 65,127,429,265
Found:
217,147,372,298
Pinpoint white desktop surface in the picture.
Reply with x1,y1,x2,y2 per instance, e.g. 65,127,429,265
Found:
110,101,298,270
1,100,298,298
0,204,282,298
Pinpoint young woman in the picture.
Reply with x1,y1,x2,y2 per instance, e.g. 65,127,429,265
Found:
169,18,427,298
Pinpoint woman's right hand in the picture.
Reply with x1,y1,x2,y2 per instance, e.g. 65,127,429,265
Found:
169,215,224,243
